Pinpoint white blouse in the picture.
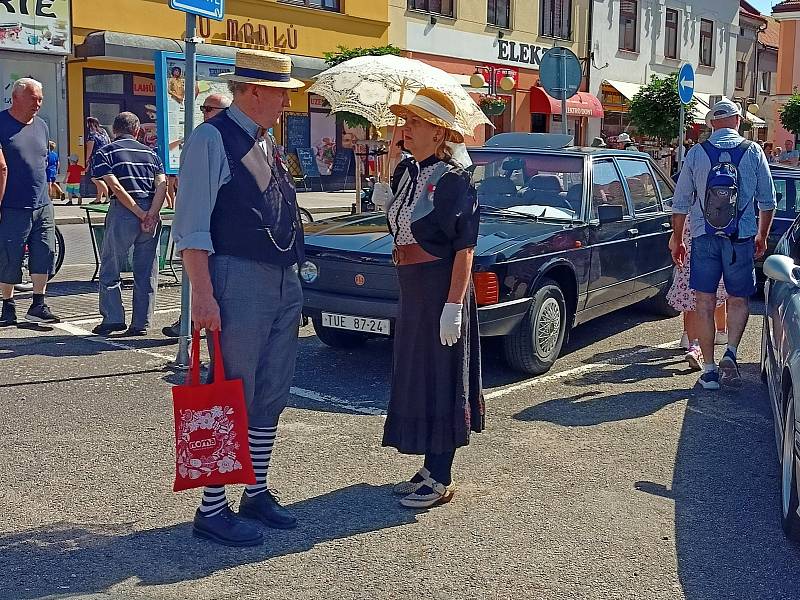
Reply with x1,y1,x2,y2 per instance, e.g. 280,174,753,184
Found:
387,162,440,245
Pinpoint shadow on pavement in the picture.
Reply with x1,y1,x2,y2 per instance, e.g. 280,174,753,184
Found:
0,483,417,599
0,334,176,359
667,364,800,598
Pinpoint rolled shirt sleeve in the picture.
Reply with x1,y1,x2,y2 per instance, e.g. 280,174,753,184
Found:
752,145,777,212
172,123,230,254
671,147,698,215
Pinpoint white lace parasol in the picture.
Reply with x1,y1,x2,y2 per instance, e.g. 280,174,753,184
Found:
307,55,492,137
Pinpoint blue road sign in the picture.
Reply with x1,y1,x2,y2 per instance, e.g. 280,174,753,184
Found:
678,63,695,104
539,47,582,101
169,0,224,21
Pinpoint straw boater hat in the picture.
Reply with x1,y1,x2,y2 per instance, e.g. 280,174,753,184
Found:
220,49,304,89
389,88,464,144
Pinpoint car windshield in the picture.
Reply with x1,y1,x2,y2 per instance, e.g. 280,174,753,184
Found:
467,150,585,221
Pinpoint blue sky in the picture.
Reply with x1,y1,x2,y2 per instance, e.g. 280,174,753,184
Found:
747,0,782,15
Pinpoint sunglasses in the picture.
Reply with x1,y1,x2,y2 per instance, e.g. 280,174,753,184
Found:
200,105,223,114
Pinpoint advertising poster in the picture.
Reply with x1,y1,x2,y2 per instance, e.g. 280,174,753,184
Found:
0,0,71,54
310,110,336,176
155,52,234,174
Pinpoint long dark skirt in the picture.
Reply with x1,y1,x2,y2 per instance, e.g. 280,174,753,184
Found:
382,258,485,455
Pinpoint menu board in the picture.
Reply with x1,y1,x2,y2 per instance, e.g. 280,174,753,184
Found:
296,147,321,178
285,113,310,153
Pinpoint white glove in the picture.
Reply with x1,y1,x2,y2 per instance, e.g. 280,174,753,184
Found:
371,182,393,211
439,303,463,347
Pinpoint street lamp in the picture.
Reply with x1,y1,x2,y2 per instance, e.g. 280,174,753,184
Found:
471,65,516,96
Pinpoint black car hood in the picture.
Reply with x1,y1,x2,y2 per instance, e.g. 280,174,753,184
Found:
303,212,570,260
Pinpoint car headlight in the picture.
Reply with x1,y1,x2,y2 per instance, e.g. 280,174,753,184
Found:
300,260,319,283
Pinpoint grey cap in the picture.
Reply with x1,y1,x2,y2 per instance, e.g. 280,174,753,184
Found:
707,98,741,122
590,137,607,147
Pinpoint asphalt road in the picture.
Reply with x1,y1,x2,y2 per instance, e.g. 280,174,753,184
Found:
2,279,800,598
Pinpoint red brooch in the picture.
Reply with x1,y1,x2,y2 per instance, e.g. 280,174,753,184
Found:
427,184,436,194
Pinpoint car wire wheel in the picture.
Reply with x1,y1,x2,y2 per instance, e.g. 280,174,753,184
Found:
781,390,800,541
535,297,561,358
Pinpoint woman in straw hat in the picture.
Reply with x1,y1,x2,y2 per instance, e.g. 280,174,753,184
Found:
383,88,485,509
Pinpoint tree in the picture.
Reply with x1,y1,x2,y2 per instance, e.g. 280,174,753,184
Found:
780,89,800,138
323,44,402,131
628,73,697,145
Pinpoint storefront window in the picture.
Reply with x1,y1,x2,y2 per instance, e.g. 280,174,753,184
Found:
83,70,157,151
85,73,124,95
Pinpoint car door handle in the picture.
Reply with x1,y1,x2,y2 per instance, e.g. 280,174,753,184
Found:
627,228,639,238
661,222,672,231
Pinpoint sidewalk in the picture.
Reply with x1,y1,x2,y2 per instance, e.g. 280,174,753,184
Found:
52,190,356,225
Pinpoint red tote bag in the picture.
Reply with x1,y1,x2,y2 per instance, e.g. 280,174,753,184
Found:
172,330,256,492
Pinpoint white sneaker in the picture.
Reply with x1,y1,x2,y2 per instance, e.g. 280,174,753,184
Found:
715,331,728,346
680,332,690,349
685,344,703,371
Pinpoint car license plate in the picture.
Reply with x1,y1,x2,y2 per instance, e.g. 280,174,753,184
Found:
321,312,390,335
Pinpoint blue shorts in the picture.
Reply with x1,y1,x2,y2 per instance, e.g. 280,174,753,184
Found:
689,234,756,298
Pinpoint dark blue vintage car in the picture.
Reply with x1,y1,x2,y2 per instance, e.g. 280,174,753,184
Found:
299,133,677,375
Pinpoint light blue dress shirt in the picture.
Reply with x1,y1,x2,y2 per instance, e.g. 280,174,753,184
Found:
172,104,273,254
672,128,776,239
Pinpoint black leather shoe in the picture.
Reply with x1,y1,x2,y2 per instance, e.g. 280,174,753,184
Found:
162,318,181,338
0,301,17,327
92,322,127,336
192,506,264,547
239,490,298,529
123,326,147,336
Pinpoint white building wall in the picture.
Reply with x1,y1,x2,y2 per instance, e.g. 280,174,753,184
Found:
587,0,740,140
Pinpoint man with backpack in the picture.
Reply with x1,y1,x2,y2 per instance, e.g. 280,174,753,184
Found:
671,98,776,390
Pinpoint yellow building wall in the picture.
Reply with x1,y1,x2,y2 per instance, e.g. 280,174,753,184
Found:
68,0,389,155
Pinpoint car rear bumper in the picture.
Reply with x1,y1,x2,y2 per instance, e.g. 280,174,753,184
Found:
302,289,531,337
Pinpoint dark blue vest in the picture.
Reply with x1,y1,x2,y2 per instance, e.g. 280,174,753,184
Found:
208,111,304,266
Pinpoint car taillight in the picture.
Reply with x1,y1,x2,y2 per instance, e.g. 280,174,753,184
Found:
473,272,499,306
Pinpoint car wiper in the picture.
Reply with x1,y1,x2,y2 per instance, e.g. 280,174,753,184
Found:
482,205,539,220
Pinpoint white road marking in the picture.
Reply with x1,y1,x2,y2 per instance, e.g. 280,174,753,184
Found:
53,320,381,415
485,339,680,400
69,307,181,326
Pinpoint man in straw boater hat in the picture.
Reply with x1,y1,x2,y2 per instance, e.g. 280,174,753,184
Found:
173,48,306,546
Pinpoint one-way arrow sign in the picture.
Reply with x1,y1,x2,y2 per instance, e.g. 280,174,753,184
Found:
678,63,695,104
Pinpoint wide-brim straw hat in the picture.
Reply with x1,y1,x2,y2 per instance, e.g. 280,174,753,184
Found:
389,88,464,144
219,49,304,89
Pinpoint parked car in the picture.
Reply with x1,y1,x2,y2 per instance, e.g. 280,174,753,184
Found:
758,165,800,276
760,221,800,541
300,133,677,375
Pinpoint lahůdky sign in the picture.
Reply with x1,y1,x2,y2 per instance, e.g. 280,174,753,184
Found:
497,40,550,67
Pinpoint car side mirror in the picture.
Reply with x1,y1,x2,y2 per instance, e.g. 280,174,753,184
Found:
763,255,800,287
597,204,624,225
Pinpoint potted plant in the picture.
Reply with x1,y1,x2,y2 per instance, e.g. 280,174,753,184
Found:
480,95,507,116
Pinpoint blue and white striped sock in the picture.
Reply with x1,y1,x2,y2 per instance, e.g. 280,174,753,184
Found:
245,426,277,498
199,485,227,517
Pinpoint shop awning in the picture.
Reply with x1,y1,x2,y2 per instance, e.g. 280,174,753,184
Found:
603,80,642,101
74,31,328,81
530,87,604,118
693,92,767,128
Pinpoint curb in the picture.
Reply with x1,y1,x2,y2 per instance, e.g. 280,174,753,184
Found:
54,205,351,226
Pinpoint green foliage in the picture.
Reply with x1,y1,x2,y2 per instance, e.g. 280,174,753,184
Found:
628,73,697,144
323,45,402,133
780,89,800,136
323,44,402,67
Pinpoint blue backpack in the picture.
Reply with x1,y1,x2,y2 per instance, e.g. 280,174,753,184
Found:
700,140,751,238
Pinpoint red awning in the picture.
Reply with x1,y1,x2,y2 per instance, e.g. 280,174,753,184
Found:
530,87,604,118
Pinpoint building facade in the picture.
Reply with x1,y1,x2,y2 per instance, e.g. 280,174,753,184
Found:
771,0,800,149
0,0,71,164
389,0,599,145
68,0,389,170
588,0,741,142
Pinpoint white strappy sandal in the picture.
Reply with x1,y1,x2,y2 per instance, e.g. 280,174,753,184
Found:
392,467,431,495
399,477,455,509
